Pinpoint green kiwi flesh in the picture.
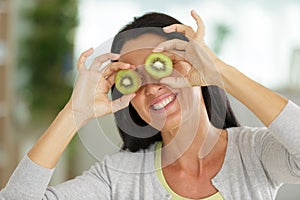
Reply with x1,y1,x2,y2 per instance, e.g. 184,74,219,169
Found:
115,69,141,95
145,52,173,79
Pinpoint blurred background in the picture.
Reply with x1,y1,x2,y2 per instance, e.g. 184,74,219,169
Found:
0,0,300,199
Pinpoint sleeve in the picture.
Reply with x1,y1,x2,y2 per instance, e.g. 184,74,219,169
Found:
260,100,300,185
0,155,111,200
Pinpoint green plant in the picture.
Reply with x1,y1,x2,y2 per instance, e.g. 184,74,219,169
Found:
213,23,231,55
19,0,78,119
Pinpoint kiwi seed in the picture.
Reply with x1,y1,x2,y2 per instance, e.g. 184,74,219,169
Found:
115,69,141,95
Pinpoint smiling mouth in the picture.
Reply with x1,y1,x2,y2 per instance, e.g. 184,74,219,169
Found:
151,94,177,110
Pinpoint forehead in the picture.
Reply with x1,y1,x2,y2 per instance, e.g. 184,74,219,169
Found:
119,33,167,65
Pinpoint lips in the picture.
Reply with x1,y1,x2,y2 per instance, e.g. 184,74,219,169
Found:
150,93,177,111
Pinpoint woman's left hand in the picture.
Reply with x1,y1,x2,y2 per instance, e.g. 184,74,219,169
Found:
153,10,229,88
156,10,289,127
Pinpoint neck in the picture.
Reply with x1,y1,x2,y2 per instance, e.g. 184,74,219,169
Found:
160,110,227,175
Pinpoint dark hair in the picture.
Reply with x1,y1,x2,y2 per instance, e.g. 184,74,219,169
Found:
111,12,240,152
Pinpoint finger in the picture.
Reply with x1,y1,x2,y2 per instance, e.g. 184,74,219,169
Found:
188,68,204,86
191,10,205,42
77,48,94,70
162,51,185,63
111,93,136,113
100,62,133,80
153,39,188,52
100,64,136,92
104,66,131,88
90,53,120,71
172,61,192,77
163,24,195,39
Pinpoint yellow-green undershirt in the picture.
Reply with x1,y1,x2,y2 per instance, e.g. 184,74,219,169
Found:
155,141,224,200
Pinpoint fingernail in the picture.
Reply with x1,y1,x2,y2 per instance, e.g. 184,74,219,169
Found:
86,47,93,53
152,47,163,52
111,54,120,60
163,26,173,33
112,53,120,57
131,93,136,98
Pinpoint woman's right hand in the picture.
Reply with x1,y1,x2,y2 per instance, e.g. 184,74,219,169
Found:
66,48,136,128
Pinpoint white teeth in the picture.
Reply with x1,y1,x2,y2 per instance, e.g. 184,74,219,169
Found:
152,95,175,110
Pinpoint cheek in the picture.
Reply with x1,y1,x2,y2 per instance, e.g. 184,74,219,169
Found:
131,95,151,123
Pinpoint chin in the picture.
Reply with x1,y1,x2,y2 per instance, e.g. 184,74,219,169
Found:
158,113,182,132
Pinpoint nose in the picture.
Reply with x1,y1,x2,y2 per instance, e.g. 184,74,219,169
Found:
145,84,162,96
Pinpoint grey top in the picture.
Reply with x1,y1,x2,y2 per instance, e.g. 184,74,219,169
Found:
1,101,300,200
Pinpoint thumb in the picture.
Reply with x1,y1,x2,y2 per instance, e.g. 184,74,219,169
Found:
189,68,205,86
111,93,136,113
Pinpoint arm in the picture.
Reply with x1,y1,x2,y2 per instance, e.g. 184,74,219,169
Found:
0,49,135,199
258,101,300,184
28,103,77,169
196,11,299,184
219,61,288,126
28,49,134,169
160,10,288,127
0,155,112,200
155,10,300,184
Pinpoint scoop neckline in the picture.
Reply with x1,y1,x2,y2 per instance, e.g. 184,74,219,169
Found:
154,132,231,200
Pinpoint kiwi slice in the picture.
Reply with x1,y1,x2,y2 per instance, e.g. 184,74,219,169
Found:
115,69,141,95
145,52,173,79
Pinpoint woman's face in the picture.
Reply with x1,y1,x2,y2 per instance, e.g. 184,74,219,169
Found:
118,33,199,132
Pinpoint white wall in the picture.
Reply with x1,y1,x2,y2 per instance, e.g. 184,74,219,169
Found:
72,0,300,199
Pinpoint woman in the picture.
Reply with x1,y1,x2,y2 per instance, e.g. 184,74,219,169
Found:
0,10,300,200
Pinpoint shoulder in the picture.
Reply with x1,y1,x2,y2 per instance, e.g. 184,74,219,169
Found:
227,126,271,142
226,126,271,156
